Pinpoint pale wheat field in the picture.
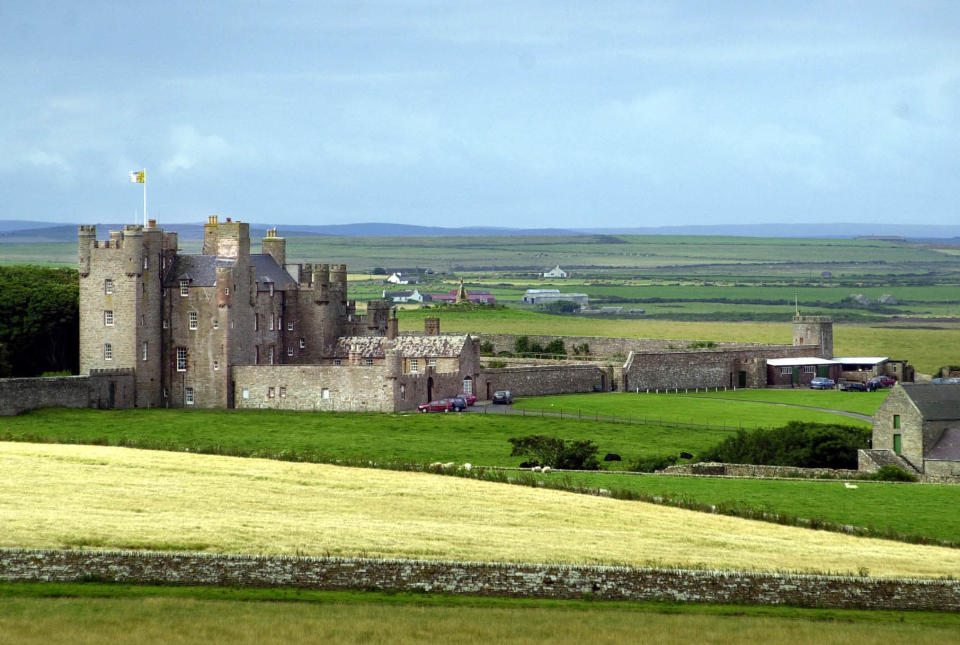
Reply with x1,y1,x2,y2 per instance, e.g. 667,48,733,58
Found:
2,442,959,578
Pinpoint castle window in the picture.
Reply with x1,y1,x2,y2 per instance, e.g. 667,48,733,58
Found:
279,386,286,398
104,279,113,294
242,388,249,399
428,359,437,367
268,387,275,399
185,387,194,405
180,280,189,297
463,377,473,394
322,388,330,399
400,384,406,400
142,341,147,361
163,388,168,398
269,316,274,331
287,347,294,357
287,321,294,331
104,310,114,326
213,320,219,329
163,319,169,329
278,316,283,331
299,338,305,349
141,282,145,294
176,347,187,371
893,414,900,429
334,359,341,366
410,358,419,373
140,315,145,327
189,311,198,330
224,287,230,296
213,360,220,371
364,358,373,366
104,343,112,360
268,347,275,365
269,283,275,297
143,256,148,270
254,313,259,331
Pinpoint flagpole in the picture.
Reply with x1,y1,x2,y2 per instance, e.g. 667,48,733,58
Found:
142,168,147,227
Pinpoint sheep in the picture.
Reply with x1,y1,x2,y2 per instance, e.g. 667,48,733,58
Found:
541,466,552,474
462,463,472,471
532,466,542,472
844,482,858,489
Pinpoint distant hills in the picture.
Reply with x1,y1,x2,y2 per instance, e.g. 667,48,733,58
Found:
1,220,959,242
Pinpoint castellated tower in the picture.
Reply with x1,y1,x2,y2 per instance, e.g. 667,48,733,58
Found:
78,221,174,408
793,315,834,359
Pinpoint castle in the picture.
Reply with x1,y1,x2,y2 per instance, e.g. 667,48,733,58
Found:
77,217,479,410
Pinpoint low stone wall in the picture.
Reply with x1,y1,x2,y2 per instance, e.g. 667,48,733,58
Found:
0,370,135,416
478,364,609,397
661,462,861,479
479,333,772,359
2,549,959,611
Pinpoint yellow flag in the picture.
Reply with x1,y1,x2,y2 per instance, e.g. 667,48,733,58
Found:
128,170,145,184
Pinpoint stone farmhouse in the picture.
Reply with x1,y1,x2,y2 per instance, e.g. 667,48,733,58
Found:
860,383,960,480
77,217,480,411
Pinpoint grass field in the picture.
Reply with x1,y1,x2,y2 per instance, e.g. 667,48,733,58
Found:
0,408,736,468
682,389,887,415
510,392,872,427
2,585,960,645
4,441,960,578
398,307,960,374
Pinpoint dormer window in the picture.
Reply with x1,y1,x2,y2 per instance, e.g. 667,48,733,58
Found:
180,280,189,297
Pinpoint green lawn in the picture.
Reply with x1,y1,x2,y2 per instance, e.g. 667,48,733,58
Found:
683,388,888,416
0,408,736,469
3,584,959,645
544,472,960,545
511,392,871,428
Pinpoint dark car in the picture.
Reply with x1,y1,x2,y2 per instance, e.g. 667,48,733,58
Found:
809,377,835,390
491,390,513,404
418,399,453,413
841,381,868,392
459,392,477,406
867,376,897,389
450,396,468,411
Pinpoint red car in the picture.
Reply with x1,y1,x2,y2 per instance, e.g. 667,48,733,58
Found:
418,399,454,413
459,392,477,406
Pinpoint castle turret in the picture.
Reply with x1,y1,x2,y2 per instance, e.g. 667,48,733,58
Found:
78,225,95,276
122,225,143,276
793,315,834,359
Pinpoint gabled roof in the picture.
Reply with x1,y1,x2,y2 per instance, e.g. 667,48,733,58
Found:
163,253,297,290
833,356,889,365
333,334,470,359
900,383,960,421
163,255,236,287
927,427,960,460
251,254,297,291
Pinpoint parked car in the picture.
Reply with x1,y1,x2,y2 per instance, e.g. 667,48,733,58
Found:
867,376,897,389
809,377,835,390
492,390,513,404
450,395,468,411
841,381,867,392
459,392,477,406
418,399,454,413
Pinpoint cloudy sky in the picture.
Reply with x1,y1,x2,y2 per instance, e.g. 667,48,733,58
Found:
1,1,958,228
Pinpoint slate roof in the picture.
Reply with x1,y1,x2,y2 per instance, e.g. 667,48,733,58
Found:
163,253,297,290
901,383,960,421
163,255,236,287
333,334,470,358
251,254,297,291
767,357,836,366
926,427,960,460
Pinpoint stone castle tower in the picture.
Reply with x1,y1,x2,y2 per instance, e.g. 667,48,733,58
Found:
79,217,392,408
792,315,834,359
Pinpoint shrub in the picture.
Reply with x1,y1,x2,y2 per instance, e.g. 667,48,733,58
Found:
699,422,870,469
630,454,680,473
543,338,566,356
486,360,507,368
871,465,919,482
508,435,600,470
478,341,495,355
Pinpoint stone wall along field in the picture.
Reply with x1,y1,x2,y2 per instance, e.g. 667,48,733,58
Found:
2,549,960,612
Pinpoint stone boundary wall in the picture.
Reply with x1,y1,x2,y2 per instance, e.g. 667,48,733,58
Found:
479,333,780,359
0,370,135,416
2,549,959,611
661,462,861,479
479,364,608,397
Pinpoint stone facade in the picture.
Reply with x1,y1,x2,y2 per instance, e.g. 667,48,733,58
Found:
662,462,861,479
0,370,135,416
76,218,474,412
865,383,960,479
478,364,610,399
3,549,960,612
